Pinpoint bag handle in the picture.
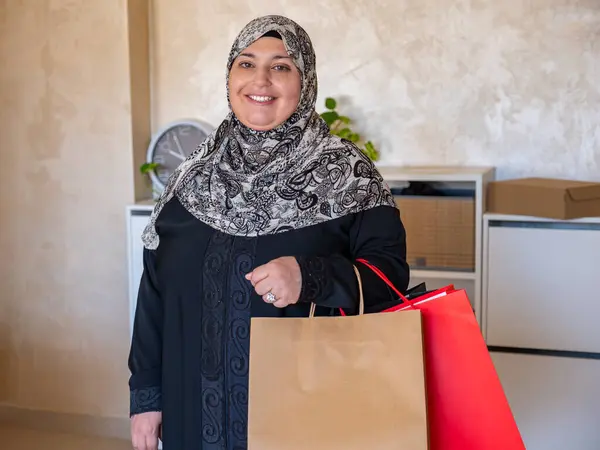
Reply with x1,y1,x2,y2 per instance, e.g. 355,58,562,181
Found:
309,265,364,318
356,258,409,303
338,259,416,317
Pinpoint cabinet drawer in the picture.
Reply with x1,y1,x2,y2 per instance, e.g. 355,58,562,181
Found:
491,352,600,450
485,222,600,353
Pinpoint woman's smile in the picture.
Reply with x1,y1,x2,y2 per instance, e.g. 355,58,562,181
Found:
245,94,277,105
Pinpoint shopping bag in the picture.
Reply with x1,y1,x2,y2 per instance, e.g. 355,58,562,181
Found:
357,259,526,450
248,266,429,450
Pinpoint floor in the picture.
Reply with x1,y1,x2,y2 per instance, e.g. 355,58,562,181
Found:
0,425,131,449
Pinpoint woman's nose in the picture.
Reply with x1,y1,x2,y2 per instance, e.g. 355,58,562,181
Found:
253,68,271,86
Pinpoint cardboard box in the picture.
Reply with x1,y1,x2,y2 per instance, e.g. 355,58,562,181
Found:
395,196,475,271
487,177,600,219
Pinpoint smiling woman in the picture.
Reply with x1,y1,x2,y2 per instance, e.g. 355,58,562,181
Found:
228,32,301,131
128,14,411,450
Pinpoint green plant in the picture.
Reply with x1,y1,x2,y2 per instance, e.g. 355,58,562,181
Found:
140,162,162,199
320,97,379,161
140,162,159,175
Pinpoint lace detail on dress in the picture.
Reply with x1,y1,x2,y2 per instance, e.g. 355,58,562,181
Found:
130,386,162,416
296,256,331,304
226,237,255,449
200,231,229,447
201,231,255,449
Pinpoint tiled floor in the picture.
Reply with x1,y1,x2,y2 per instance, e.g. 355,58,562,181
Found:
0,425,131,449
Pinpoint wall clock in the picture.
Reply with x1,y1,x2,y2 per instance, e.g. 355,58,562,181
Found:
145,118,214,194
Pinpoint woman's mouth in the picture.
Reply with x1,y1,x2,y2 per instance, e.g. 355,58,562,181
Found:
246,95,276,105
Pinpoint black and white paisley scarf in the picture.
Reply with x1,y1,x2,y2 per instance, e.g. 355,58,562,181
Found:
141,14,395,250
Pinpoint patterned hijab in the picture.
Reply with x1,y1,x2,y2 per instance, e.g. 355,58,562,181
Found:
141,15,394,250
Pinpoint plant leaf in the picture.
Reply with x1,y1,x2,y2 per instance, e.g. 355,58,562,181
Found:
140,162,159,174
338,127,352,139
321,97,378,161
362,141,379,161
320,111,339,127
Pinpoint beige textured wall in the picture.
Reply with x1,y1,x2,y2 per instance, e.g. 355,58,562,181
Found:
152,0,600,181
0,0,141,417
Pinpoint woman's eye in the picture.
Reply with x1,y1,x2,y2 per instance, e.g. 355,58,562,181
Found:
273,65,291,71
239,61,253,68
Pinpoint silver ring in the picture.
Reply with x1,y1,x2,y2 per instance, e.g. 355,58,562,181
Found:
265,292,277,303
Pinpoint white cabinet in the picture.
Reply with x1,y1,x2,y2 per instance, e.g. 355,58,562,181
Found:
491,352,600,450
484,218,600,352
126,202,154,339
482,213,600,449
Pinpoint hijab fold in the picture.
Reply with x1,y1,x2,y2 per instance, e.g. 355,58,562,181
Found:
141,15,395,250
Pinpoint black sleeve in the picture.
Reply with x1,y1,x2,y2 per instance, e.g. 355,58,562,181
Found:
128,247,163,417
296,205,409,313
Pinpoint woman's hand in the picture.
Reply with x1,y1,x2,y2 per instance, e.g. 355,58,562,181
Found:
131,411,162,450
246,256,302,308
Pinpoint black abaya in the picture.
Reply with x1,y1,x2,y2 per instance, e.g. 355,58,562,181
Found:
128,196,410,449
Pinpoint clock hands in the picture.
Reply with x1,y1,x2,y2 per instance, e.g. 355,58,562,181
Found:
168,150,185,161
147,120,213,191
157,131,187,162
172,133,186,158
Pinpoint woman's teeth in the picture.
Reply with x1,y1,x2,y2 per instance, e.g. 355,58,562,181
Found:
249,95,274,103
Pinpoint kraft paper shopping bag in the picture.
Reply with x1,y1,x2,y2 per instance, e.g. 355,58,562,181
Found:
248,266,429,450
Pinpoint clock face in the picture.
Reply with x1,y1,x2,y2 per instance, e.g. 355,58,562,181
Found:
150,123,210,187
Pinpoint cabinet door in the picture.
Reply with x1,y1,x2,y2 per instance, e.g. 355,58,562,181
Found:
127,211,151,339
491,352,600,450
485,223,600,353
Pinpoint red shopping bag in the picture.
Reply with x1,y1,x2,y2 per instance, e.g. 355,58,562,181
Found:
355,259,525,450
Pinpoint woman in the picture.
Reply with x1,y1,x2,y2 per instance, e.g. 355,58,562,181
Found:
129,15,410,450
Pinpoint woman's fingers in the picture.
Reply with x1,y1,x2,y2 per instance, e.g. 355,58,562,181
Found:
146,434,159,450
254,278,275,297
246,263,269,286
247,257,302,306
271,298,289,308
132,430,158,450
132,433,147,450
257,279,289,306
131,411,161,450
248,258,301,307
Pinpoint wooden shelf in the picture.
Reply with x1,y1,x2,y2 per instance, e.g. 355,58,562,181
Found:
485,213,600,224
380,165,497,327
377,165,495,182
411,269,477,281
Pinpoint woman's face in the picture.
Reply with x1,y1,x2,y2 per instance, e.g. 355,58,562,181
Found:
228,37,301,131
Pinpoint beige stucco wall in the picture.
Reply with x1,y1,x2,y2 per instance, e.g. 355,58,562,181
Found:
0,0,143,418
152,0,600,181
0,0,599,422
